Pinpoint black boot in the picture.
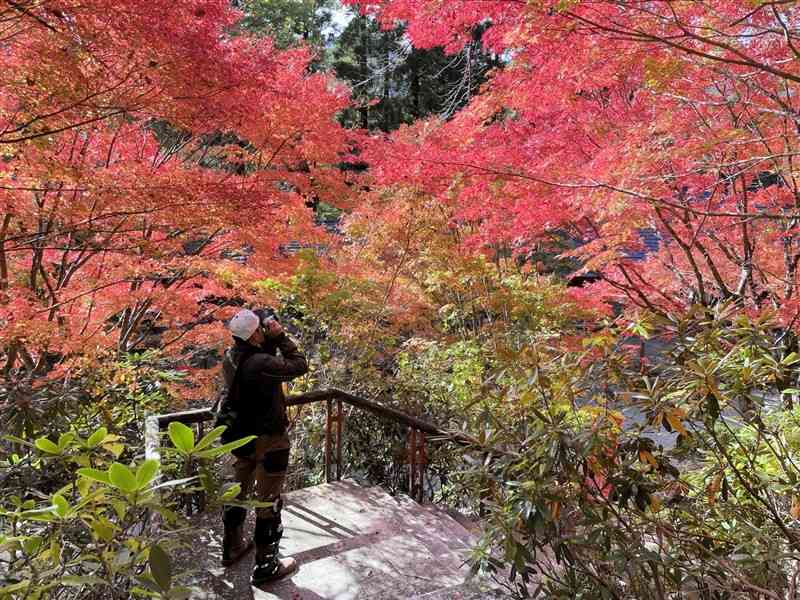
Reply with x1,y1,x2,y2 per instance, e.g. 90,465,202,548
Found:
252,514,297,585
222,506,253,567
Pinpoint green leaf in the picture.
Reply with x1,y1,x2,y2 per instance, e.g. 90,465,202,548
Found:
91,519,115,542
168,422,195,455
55,482,74,497
105,442,125,458
61,575,106,587
136,460,159,488
112,500,128,520
220,483,242,502
86,427,108,448
149,543,172,591
52,493,69,518
781,352,800,366
34,437,60,455
194,426,226,451
77,468,111,485
22,535,43,554
0,581,32,594
195,435,256,459
58,432,76,450
73,453,92,467
108,463,138,492
3,434,34,448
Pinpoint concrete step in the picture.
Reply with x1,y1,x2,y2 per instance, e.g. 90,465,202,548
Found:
411,581,509,600
179,480,497,600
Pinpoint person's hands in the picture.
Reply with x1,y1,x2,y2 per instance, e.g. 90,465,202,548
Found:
262,317,284,338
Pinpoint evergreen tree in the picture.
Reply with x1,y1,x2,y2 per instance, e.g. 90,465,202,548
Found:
332,14,500,131
234,0,340,57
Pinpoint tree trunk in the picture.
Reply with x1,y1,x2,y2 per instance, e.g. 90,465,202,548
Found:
0,213,11,290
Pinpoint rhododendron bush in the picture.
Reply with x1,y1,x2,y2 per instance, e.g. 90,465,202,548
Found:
0,0,351,396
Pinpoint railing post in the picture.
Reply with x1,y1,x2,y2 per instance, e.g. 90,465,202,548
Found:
143,414,162,534
325,397,344,483
325,398,333,483
408,429,416,499
407,429,427,503
418,431,427,502
335,398,343,481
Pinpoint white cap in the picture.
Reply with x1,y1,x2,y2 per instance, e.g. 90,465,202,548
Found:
229,309,260,340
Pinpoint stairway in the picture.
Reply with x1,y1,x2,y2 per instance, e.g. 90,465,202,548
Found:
180,480,504,599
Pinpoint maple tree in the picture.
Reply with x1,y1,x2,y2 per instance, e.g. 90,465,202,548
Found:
0,0,353,396
345,0,800,329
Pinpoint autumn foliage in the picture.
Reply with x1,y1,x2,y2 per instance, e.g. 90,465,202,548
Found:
1,0,352,392
346,0,800,327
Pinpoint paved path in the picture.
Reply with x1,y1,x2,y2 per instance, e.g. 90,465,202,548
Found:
176,480,503,599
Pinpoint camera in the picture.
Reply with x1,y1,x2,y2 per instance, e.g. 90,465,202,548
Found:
253,307,278,326
253,307,281,341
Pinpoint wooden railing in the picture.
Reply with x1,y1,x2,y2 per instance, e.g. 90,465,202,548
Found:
144,388,478,510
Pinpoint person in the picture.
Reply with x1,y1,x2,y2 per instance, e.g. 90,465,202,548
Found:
219,308,308,585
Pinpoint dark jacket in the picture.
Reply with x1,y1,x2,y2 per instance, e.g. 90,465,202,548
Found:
219,333,308,446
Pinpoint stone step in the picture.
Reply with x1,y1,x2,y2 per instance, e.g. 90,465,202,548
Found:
180,480,494,600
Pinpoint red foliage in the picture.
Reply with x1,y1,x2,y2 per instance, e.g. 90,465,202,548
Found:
0,0,353,387
349,0,800,326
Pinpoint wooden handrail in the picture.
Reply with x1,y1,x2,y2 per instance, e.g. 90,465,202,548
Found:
144,388,493,507
148,388,480,445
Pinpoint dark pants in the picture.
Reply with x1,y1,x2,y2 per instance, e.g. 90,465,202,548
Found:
232,432,290,518
223,433,291,564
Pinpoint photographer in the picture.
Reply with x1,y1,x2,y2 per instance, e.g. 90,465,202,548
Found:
218,308,308,585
